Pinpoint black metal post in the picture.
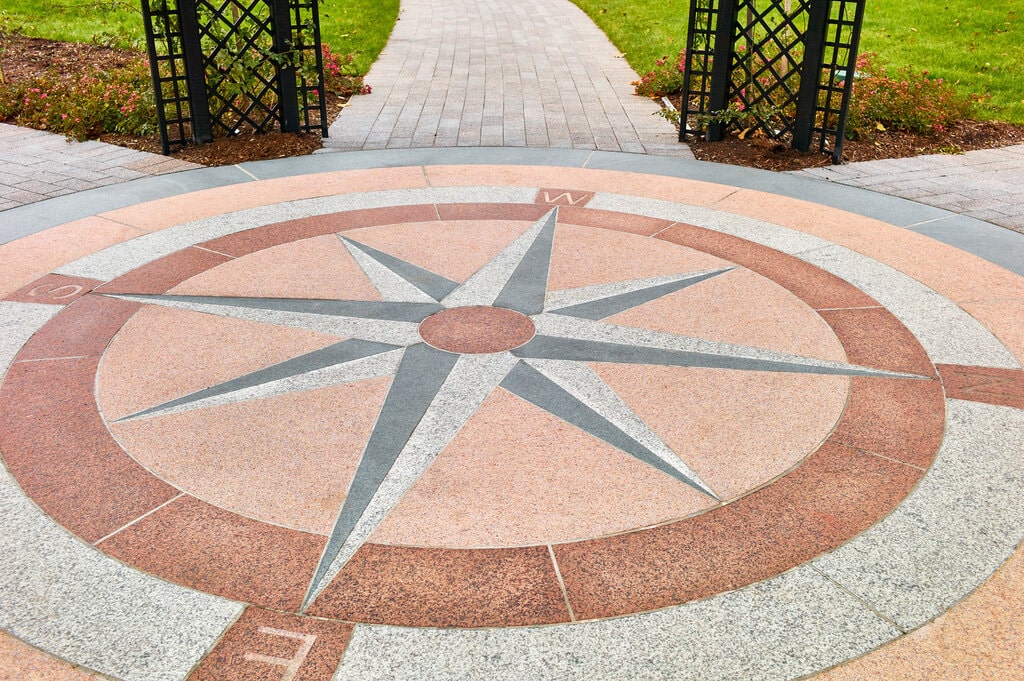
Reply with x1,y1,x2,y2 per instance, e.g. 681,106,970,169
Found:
141,1,172,154
792,0,829,151
705,0,739,141
177,0,213,144
272,0,300,134
679,0,701,142
830,0,866,162
308,0,329,136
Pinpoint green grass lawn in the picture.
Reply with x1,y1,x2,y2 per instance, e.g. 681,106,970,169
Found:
569,0,1024,124
0,0,397,75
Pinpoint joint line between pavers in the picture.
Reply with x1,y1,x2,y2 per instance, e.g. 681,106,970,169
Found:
712,188,743,205
649,222,682,239
814,305,885,312
826,439,928,473
793,245,833,258
92,492,186,546
90,213,146,234
807,563,907,633
904,215,955,229
232,164,261,181
866,450,928,472
192,245,237,259
547,544,576,622
181,605,248,680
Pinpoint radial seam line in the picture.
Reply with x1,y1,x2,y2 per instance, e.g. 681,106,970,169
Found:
93,491,186,545
548,544,576,622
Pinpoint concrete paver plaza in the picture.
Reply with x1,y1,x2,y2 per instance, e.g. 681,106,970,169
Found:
0,1,1022,679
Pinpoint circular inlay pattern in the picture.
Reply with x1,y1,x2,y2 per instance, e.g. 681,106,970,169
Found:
419,306,536,354
4,202,944,628
0,165,1021,681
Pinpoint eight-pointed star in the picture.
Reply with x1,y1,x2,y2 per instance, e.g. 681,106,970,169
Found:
109,208,918,610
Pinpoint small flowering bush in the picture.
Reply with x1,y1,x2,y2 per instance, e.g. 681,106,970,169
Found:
0,60,156,139
633,51,687,98
321,43,371,96
845,53,973,138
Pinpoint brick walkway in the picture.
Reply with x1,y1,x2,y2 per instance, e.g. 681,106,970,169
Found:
0,123,199,211
322,0,689,156
794,144,1024,234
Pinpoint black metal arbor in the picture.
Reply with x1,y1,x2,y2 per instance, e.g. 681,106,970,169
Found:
141,0,328,154
680,0,865,162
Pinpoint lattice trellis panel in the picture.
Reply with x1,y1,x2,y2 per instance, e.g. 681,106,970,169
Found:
807,0,865,160
142,0,327,154
141,0,196,151
680,0,864,163
728,0,811,139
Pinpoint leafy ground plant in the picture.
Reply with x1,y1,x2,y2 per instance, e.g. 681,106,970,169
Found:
0,42,364,141
845,53,973,138
0,59,156,138
633,51,686,98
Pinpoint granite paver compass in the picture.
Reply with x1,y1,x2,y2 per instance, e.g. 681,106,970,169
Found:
2,162,1022,680
106,207,916,610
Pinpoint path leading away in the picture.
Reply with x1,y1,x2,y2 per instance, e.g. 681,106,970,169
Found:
0,123,199,211
323,0,689,156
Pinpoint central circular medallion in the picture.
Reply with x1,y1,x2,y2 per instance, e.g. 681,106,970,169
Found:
419,306,536,354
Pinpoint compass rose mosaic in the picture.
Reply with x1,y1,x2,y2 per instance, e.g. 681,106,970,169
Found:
0,163,1022,680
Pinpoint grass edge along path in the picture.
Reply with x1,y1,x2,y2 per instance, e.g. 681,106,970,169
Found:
567,0,1023,124
0,0,398,76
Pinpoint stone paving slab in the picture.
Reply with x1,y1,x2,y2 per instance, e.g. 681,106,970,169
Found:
0,123,200,211
794,144,1024,234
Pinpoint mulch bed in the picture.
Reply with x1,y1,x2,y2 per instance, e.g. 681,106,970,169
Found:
685,119,1024,172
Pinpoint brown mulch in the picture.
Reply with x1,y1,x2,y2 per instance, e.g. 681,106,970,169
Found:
99,88,348,166
0,35,141,82
4,36,1024,169
685,119,1024,172
655,95,1024,172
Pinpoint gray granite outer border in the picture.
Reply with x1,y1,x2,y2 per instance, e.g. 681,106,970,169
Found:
0,150,1022,680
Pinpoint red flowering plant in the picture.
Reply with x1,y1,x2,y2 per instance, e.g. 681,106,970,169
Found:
321,43,371,97
633,50,688,98
0,60,157,139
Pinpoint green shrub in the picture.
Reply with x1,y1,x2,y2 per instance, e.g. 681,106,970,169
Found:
321,43,371,96
0,42,366,141
845,53,974,138
0,59,156,139
633,51,686,98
